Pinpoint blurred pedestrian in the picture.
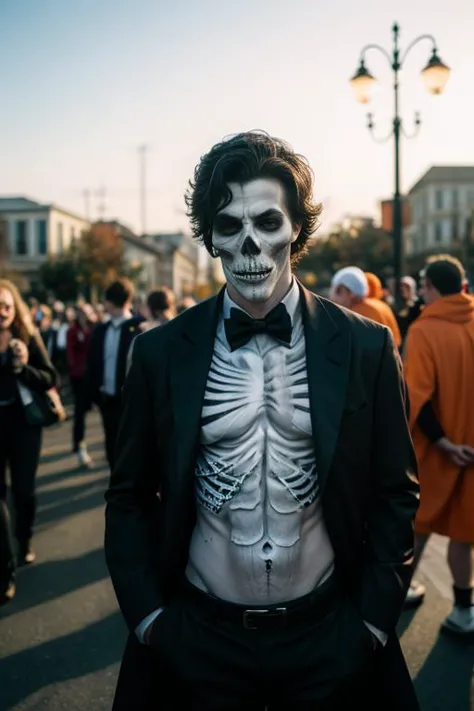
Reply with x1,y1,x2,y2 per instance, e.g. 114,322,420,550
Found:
67,305,95,468
84,278,142,469
139,287,176,332
38,304,57,361
176,296,197,314
0,279,56,584
365,272,402,348
395,276,422,344
330,267,401,346
404,255,474,634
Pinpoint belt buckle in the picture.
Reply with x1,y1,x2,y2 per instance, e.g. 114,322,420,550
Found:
243,607,287,630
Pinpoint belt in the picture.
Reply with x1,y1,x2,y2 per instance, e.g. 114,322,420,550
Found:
182,574,339,631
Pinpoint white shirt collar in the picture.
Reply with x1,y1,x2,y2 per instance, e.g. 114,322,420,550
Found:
222,278,300,326
110,311,132,329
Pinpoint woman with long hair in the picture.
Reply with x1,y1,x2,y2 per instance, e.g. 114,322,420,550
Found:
0,279,56,605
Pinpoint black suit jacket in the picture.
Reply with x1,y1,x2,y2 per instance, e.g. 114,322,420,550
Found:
85,316,142,407
105,284,420,709
105,284,418,631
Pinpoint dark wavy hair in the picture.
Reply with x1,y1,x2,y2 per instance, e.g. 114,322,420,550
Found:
185,131,323,265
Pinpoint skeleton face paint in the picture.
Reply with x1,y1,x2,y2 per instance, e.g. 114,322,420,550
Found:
212,179,299,307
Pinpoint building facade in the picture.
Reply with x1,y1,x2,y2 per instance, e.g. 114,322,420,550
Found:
0,197,91,290
406,166,474,256
149,232,199,299
0,199,201,299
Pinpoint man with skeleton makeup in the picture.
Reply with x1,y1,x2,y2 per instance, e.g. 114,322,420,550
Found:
105,132,420,710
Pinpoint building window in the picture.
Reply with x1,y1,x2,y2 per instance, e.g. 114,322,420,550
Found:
70,226,76,244
36,220,47,255
452,188,458,209
452,215,459,241
435,189,444,210
435,220,443,243
57,222,63,252
15,220,28,255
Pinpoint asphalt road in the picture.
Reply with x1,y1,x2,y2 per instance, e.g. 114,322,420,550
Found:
0,413,473,710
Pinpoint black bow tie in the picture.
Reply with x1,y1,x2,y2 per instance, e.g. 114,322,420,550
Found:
224,303,292,352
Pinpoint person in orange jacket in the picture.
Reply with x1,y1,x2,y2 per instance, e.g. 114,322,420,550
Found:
330,267,401,348
403,254,474,635
365,273,402,349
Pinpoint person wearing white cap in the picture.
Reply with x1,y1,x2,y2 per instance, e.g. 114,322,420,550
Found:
330,267,368,306
330,267,390,327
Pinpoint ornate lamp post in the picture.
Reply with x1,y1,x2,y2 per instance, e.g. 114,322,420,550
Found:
350,22,450,306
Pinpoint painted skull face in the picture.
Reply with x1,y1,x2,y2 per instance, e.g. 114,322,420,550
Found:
212,179,299,305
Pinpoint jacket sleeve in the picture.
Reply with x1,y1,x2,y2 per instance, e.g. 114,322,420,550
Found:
360,329,420,632
104,335,164,632
16,332,56,392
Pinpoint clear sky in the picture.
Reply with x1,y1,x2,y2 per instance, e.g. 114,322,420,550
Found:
1,0,473,235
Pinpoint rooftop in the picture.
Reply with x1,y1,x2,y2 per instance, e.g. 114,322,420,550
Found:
0,195,90,223
409,166,474,193
0,197,46,212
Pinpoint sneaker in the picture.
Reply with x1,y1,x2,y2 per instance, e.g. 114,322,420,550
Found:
441,606,474,636
77,445,93,469
0,580,15,606
404,581,426,608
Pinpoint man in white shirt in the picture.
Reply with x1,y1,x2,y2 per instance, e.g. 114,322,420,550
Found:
105,132,420,710
85,278,141,468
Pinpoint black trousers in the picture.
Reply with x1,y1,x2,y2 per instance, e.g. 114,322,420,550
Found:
70,376,87,451
112,577,415,711
99,395,121,470
0,499,15,592
0,402,42,549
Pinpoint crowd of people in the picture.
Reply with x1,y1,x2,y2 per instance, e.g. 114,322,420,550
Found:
0,277,195,605
1,255,473,640
327,257,474,634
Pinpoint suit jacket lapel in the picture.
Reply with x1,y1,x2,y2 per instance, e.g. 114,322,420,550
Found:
300,284,351,495
169,290,224,487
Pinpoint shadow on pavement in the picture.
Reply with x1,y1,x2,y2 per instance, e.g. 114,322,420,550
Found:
37,462,106,490
0,611,125,709
40,440,105,467
413,633,474,711
35,475,110,528
39,450,72,466
38,476,109,510
0,547,108,620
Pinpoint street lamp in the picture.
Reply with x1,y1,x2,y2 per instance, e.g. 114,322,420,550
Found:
350,22,450,306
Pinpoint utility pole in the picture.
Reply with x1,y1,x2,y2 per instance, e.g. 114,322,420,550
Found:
96,186,107,220
138,144,148,236
83,189,91,220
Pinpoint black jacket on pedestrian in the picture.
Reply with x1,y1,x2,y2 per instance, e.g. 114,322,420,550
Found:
84,317,143,409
